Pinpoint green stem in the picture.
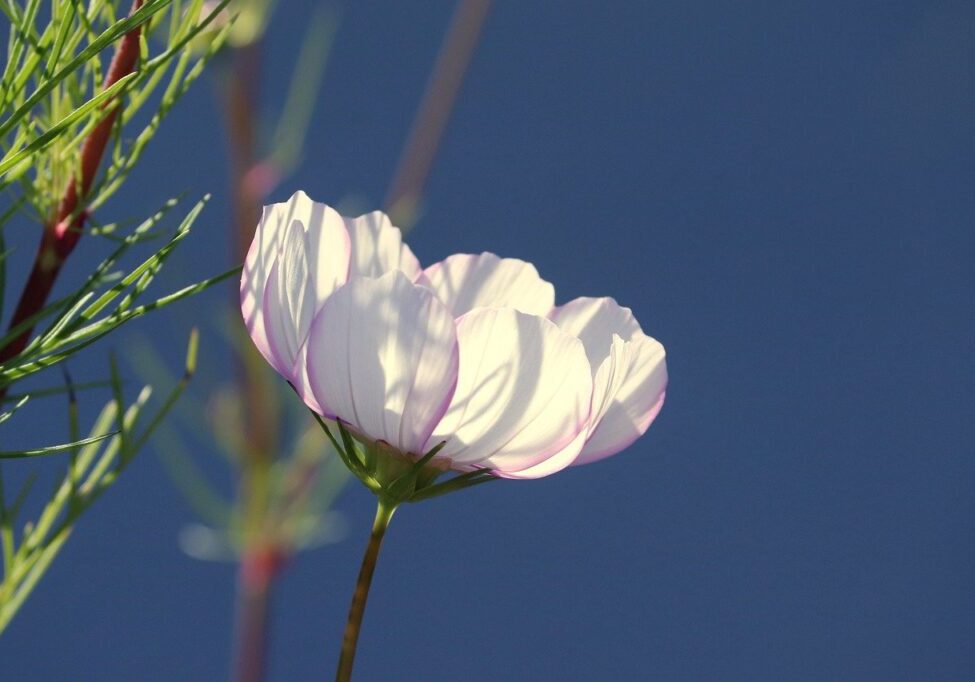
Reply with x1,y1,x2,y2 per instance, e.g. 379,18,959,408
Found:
335,500,397,682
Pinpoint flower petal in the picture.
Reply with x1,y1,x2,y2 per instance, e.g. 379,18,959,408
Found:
549,296,644,371
241,191,350,376
345,211,423,280
550,297,667,464
429,308,592,474
260,221,311,375
304,271,459,455
576,333,667,465
492,426,589,479
422,253,555,317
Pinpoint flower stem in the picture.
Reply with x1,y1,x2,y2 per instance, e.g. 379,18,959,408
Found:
335,500,397,682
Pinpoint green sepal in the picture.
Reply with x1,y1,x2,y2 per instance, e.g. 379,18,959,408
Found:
308,414,497,505
308,411,380,493
407,468,496,503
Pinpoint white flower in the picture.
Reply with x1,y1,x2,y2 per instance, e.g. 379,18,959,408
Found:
241,193,667,482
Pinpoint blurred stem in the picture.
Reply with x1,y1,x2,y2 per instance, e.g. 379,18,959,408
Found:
233,546,282,682
227,42,262,269
384,0,493,227
335,500,397,682
225,41,279,458
0,0,145,391
224,39,281,682
234,581,270,682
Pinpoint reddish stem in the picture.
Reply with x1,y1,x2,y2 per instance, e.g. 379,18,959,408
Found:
223,40,282,682
0,0,145,369
384,0,493,221
233,546,286,682
224,42,277,458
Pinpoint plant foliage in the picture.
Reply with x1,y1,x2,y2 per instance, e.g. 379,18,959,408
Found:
0,0,234,633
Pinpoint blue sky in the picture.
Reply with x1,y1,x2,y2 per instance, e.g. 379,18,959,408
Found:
2,1,973,679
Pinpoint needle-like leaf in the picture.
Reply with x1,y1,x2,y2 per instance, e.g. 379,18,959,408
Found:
0,431,118,459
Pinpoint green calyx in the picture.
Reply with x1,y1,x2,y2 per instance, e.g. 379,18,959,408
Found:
309,413,496,506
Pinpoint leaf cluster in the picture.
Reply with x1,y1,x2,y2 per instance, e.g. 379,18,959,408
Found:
0,195,236,389
0,0,232,214
0,330,197,633
0,0,236,633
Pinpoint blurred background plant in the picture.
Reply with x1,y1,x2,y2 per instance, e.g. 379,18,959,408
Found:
116,1,493,680
0,0,234,634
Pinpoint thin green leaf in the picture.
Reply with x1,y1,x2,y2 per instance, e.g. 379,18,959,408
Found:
1,380,110,403
0,264,237,388
0,223,5,323
0,0,172,140
0,526,69,633
109,352,126,467
0,71,138,176
64,195,208,332
5,472,36,526
126,328,197,456
0,290,93,361
0,431,118,459
0,395,28,426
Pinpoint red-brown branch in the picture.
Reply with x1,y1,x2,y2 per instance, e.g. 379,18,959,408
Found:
384,0,493,222
223,38,283,682
0,0,145,368
234,545,286,682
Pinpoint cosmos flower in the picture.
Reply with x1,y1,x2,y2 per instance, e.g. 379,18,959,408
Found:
241,192,667,487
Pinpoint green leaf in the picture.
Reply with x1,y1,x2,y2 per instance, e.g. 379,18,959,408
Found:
0,431,118,459
61,195,208,334
0,71,138,176
0,265,237,387
0,0,172,140
0,395,28,425
0,223,6,324
1,379,110,404
109,352,127,467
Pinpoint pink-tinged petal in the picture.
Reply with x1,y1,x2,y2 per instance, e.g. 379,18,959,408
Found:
345,211,423,281
291,341,323,416
412,270,434,289
501,334,664,477
549,296,644,371
261,222,312,376
550,297,667,465
304,271,459,455
241,192,311,361
423,253,555,317
493,426,589,480
241,191,350,375
301,205,354,300
574,333,667,465
429,308,592,474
